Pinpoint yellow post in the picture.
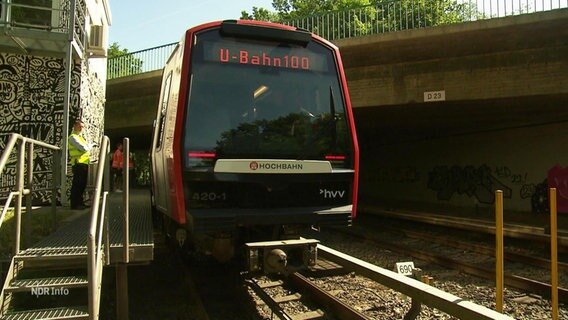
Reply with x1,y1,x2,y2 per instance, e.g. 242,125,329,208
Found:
550,188,558,320
495,190,504,313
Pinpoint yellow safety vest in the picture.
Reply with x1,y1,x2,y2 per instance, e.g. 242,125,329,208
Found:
68,133,91,165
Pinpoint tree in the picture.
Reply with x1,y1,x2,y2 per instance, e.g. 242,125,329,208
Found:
108,42,129,58
241,0,476,39
240,7,278,21
107,42,143,79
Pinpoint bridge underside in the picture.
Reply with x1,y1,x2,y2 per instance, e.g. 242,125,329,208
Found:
105,70,162,148
355,93,568,147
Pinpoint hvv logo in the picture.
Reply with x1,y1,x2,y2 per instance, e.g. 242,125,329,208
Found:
320,189,345,199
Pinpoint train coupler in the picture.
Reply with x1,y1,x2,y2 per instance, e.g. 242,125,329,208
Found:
245,239,319,274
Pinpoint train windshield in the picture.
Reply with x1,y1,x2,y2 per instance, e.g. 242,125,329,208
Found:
184,27,352,168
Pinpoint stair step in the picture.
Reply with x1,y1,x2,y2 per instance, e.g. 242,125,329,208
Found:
6,276,88,293
1,306,89,320
15,248,88,261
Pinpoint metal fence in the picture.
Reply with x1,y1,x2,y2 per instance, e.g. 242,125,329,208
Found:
106,0,567,79
107,42,177,80
285,0,568,40
0,0,87,50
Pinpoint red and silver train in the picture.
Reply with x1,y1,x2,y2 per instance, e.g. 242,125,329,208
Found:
150,20,359,270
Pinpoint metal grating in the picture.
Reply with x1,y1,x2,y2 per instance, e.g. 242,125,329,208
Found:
19,189,154,263
2,306,89,320
107,189,154,247
8,276,88,292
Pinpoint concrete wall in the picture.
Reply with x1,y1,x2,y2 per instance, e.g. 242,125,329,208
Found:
104,70,162,149
337,9,568,107
358,118,568,214
345,10,568,215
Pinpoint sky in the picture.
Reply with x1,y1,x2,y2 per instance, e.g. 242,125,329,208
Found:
108,0,275,52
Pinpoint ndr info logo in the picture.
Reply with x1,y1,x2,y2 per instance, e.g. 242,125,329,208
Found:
31,287,70,297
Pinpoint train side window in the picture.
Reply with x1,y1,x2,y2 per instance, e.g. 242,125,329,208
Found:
155,72,172,150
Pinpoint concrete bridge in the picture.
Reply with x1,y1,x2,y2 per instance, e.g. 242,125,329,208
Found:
106,9,568,213
106,9,568,147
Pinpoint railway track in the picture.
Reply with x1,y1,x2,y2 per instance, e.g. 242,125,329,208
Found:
334,215,568,303
360,206,568,248
245,259,369,320
384,225,568,271
243,243,513,320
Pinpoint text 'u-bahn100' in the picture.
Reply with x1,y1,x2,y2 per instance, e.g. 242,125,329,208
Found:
150,19,359,273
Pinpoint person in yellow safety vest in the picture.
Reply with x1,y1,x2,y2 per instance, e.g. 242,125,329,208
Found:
68,120,94,210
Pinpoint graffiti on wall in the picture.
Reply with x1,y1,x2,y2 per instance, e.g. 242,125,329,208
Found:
493,165,538,200
0,52,104,204
375,166,420,183
427,165,512,204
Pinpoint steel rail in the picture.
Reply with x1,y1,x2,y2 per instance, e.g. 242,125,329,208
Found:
0,192,18,230
244,278,294,320
289,272,370,320
335,227,568,303
87,135,110,320
381,224,568,270
317,243,515,320
0,133,61,255
361,206,568,246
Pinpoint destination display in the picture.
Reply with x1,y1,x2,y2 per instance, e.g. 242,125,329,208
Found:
202,41,329,72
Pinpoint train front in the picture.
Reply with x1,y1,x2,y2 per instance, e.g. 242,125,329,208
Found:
179,20,359,263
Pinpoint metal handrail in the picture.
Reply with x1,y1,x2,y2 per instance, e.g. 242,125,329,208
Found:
106,42,177,80
0,0,80,33
87,135,110,320
284,0,568,41
0,192,18,230
0,133,61,255
0,0,87,53
121,138,130,263
0,0,70,32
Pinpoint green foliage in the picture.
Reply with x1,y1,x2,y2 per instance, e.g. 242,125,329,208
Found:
241,0,477,38
240,7,279,21
132,150,151,186
107,42,144,78
108,42,129,58
0,208,74,258
216,111,349,158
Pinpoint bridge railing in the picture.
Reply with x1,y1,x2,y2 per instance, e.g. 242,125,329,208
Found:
107,42,177,80
107,0,567,80
285,0,568,41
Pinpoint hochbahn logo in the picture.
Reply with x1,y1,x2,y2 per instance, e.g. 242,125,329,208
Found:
249,161,303,171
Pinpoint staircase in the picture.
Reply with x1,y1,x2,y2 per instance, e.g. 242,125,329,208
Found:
0,246,91,319
0,134,112,320
0,135,152,320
